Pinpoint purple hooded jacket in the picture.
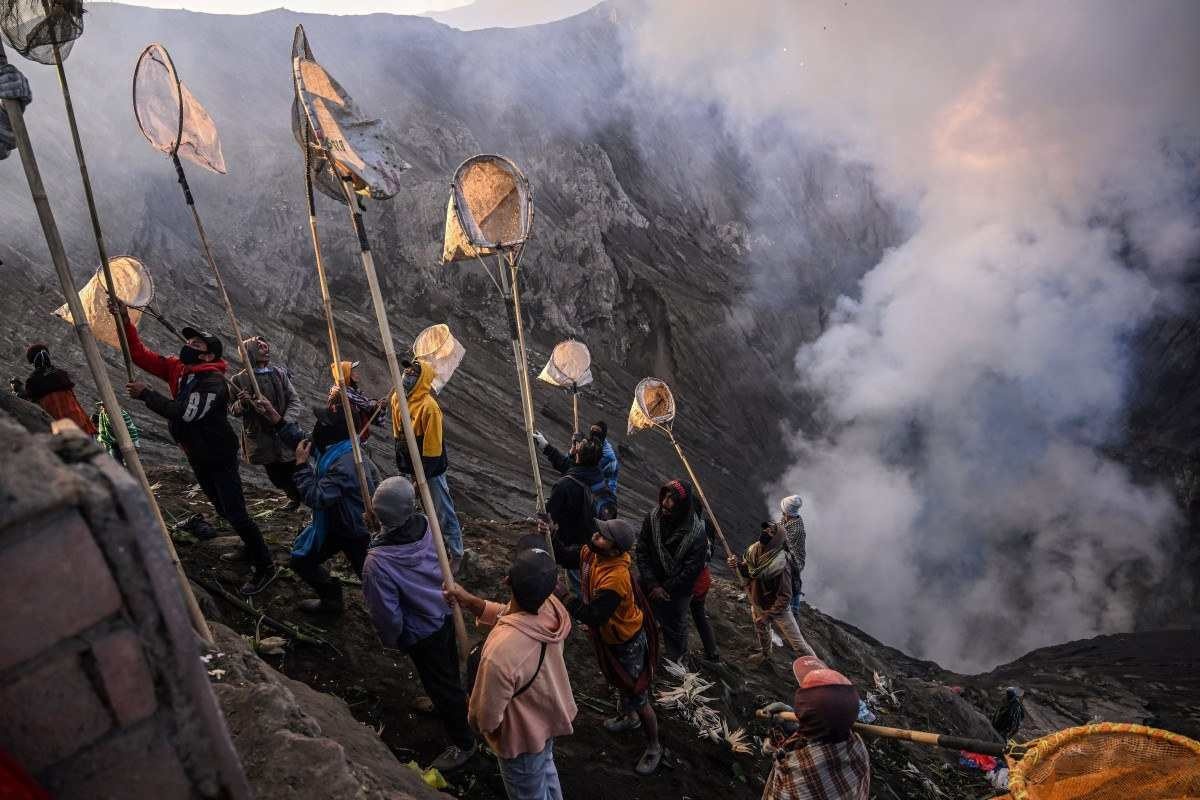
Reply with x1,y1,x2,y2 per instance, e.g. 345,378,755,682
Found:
362,515,450,650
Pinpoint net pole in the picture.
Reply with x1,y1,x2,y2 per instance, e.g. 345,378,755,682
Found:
299,136,374,518
338,180,469,666
498,253,546,513
169,153,262,401
51,43,134,381
755,710,1008,757
571,384,579,437
1,38,212,644
668,433,734,560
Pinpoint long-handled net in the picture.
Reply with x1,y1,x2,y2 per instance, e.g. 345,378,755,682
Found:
132,43,260,400
413,323,466,394
538,339,592,436
292,24,467,662
442,154,545,512
0,33,211,642
627,377,733,559
53,255,153,349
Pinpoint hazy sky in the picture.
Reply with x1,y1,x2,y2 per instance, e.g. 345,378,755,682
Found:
92,0,469,13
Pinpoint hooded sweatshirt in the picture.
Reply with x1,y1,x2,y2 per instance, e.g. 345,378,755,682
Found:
329,361,379,442
290,425,379,541
468,596,576,759
362,519,450,650
123,317,237,464
390,360,448,478
635,480,710,597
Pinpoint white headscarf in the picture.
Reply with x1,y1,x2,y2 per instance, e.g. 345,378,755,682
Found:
780,494,804,518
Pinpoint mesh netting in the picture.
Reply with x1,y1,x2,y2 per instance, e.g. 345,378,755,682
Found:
628,377,676,434
53,256,153,350
538,339,593,389
291,24,409,202
0,0,83,65
133,43,226,174
443,155,532,262
412,323,465,393
1005,724,1200,800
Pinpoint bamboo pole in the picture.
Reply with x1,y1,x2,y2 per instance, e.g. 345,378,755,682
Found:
497,252,546,512
51,42,134,381
668,433,734,560
297,127,374,516
571,384,580,437
169,153,262,400
755,710,1009,758
1,39,212,643
337,180,469,664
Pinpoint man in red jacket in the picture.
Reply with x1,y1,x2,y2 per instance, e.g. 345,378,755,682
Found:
111,298,277,595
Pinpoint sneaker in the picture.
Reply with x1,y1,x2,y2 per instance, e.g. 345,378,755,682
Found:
178,513,218,541
430,742,476,772
220,545,248,563
298,597,343,615
635,746,662,775
240,564,279,596
603,714,642,734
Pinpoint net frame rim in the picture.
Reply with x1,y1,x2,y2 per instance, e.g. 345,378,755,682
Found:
635,376,676,429
449,154,533,251
100,254,156,307
132,41,184,158
0,0,85,64
1008,722,1200,800
541,338,592,386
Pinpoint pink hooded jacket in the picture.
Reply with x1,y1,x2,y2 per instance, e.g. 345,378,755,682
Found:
467,596,577,759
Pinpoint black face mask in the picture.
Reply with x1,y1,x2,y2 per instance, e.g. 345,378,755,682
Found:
180,345,205,365
759,532,773,546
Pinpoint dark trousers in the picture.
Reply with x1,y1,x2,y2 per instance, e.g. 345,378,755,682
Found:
650,591,693,663
690,595,720,660
192,459,272,570
263,460,302,503
408,618,473,750
289,532,368,602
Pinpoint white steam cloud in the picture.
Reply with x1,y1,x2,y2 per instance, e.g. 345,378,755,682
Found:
624,1,1200,669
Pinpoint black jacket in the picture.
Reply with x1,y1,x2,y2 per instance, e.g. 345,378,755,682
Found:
547,465,602,548
636,509,710,598
23,367,74,403
141,369,239,465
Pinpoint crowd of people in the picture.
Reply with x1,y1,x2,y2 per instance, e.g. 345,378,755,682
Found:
4,60,871,800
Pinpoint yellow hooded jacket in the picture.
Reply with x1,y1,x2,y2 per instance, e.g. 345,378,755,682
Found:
390,359,447,477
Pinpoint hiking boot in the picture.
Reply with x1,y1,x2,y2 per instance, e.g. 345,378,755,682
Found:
240,564,279,596
430,742,476,772
298,597,344,615
220,545,248,563
603,714,642,734
178,513,218,541
635,746,663,776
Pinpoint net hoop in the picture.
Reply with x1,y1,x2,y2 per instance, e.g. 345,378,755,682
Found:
412,323,465,393
450,154,533,252
132,42,183,159
53,255,154,350
538,339,593,389
0,0,84,65
1007,723,1200,800
627,377,676,435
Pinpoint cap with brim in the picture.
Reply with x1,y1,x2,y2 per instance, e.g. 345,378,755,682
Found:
508,542,557,609
596,519,635,553
180,326,223,358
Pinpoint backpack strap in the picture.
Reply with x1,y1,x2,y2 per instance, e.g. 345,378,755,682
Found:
513,642,548,697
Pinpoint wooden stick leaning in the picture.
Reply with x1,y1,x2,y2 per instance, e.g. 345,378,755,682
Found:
660,426,734,561
337,178,469,665
50,41,134,381
754,709,1010,759
1,39,212,643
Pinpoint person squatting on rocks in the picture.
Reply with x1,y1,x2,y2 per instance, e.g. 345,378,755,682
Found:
534,427,617,522
362,476,476,772
635,479,711,664
231,336,303,509
445,542,576,800
779,494,807,616
391,358,466,571
278,405,379,615
0,63,31,161
112,298,277,595
94,401,139,466
536,434,604,595
328,359,384,441
550,518,662,775
22,344,96,435
759,657,871,800
729,521,815,663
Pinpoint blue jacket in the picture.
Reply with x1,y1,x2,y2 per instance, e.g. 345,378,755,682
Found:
599,439,619,498
292,441,379,541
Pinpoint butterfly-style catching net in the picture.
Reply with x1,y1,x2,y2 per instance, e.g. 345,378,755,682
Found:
133,43,226,173
1003,724,1200,800
53,256,153,350
538,340,593,389
627,377,676,434
442,155,533,263
0,0,83,64
291,24,409,202
412,323,465,394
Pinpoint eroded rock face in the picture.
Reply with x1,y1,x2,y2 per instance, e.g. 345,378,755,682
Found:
208,624,444,800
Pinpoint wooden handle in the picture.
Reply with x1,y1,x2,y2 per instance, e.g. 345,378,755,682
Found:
755,710,1008,758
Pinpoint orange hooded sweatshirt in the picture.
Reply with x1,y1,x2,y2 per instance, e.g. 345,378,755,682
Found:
468,596,577,759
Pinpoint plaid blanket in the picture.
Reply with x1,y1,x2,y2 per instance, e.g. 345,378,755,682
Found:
763,733,871,800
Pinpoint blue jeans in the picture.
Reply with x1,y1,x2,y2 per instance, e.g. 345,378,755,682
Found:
429,473,464,559
498,739,562,800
